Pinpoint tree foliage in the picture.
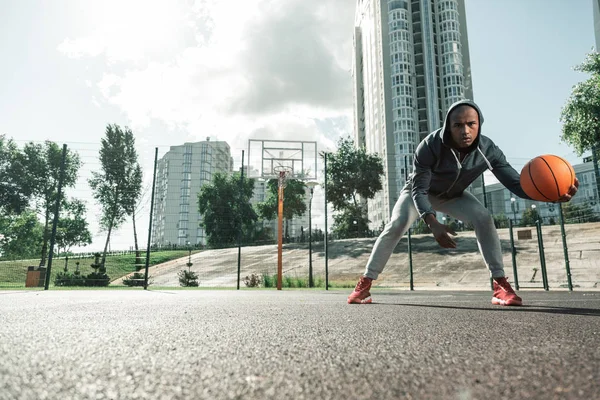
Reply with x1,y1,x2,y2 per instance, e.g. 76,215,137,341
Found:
561,202,600,224
332,205,370,239
520,207,541,227
256,179,308,221
323,137,385,237
197,172,258,247
493,214,510,229
324,137,385,211
0,135,30,214
56,198,93,255
19,141,81,266
560,51,600,155
0,210,44,259
89,124,142,264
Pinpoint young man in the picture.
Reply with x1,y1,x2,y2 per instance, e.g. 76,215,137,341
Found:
348,99,578,306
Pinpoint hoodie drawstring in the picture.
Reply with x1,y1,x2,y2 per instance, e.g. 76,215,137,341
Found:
450,149,462,169
477,146,493,171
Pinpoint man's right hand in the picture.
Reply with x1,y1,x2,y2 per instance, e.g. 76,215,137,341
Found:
425,215,457,249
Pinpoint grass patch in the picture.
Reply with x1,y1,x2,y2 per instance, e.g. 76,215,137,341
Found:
260,273,356,289
0,251,196,288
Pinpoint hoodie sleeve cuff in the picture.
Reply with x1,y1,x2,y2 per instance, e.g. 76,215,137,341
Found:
419,211,436,221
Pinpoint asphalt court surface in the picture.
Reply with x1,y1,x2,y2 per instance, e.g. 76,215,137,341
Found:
1,289,599,399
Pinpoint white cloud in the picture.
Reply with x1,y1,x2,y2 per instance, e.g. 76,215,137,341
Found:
58,0,354,250
58,0,355,156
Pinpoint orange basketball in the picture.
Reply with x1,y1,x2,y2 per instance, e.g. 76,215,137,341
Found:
520,155,575,202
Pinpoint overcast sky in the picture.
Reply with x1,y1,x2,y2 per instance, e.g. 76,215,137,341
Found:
0,0,595,251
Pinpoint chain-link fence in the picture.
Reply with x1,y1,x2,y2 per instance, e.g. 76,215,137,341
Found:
1,139,599,290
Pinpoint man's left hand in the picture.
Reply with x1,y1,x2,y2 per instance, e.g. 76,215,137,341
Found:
557,178,579,202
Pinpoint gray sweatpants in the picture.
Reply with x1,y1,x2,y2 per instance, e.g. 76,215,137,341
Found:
364,187,505,279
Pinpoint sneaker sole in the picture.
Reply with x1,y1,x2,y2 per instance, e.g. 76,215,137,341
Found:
492,297,523,306
347,296,372,304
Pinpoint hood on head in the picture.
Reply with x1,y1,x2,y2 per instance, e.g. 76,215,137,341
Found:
441,99,484,149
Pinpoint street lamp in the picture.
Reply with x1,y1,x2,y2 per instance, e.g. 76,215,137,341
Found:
305,181,319,288
186,241,192,270
511,197,517,224
531,204,538,223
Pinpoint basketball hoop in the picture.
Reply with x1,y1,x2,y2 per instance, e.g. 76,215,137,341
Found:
273,165,293,188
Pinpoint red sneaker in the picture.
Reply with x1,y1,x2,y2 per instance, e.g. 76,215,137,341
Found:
347,276,373,304
492,277,523,306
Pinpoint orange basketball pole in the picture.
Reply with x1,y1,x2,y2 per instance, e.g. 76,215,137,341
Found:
277,183,284,290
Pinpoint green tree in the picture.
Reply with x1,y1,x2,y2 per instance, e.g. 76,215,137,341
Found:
0,135,31,214
332,205,369,239
197,172,258,247
560,51,600,200
0,210,44,259
19,141,81,266
520,208,541,227
493,214,510,229
89,125,143,268
256,178,307,242
55,198,93,255
561,202,600,224
323,137,385,236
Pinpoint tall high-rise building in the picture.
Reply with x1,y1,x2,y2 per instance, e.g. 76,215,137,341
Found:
152,139,233,247
352,0,474,228
594,0,600,49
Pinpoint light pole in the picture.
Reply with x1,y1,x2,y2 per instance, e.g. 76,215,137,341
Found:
511,197,517,224
353,220,358,238
306,181,319,288
186,241,192,269
531,204,537,223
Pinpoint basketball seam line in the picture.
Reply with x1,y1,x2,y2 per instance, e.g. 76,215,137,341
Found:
556,156,574,186
539,156,560,200
527,162,552,201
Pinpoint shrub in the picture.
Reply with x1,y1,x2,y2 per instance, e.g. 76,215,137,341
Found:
243,273,262,287
178,270,199,287
262,273,275,288
54,271,109,287
85,272,110,287
122,272,148,287
54,272,85,287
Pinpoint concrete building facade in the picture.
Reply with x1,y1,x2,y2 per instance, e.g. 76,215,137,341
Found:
152,139,233,247
352,0,474,229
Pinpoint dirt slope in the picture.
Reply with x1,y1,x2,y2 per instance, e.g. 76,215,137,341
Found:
113,222,600,289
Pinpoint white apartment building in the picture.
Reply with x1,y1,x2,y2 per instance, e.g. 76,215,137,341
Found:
152,139,233,247
353,0,475,229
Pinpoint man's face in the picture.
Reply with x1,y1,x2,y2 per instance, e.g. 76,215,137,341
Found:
449,105,479,149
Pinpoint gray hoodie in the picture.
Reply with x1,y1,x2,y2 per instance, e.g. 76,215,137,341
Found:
408,99,530,220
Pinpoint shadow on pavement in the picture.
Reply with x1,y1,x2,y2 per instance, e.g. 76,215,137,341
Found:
379,302,600,317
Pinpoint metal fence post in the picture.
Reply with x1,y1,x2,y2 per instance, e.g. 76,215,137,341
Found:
324,153,329,290
536,220,549,291
237,150,244,290
404,157,414,290
558,203,573,291
144,147,158,290
508,219,519,290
